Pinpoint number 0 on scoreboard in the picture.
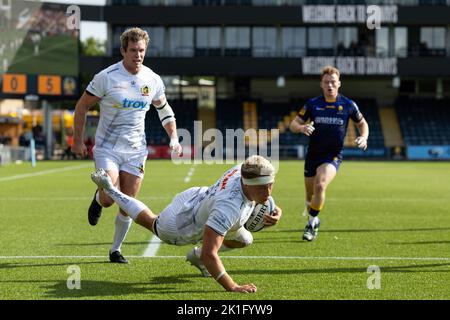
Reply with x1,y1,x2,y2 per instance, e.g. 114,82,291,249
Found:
2,74,27,94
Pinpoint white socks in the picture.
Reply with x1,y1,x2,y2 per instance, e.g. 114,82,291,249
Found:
102,186,147,220
111,213,132,253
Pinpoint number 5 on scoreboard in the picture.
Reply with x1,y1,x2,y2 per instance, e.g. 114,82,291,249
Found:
38,75,61,95
2,74,27,94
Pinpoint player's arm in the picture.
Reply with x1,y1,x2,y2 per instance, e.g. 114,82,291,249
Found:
201,225,257,293
72,91,101,156
152,95,182,155
263,205,282,227
355,117,369,150
289,116,315,136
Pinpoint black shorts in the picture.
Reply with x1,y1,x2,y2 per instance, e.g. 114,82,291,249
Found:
304,154,343,177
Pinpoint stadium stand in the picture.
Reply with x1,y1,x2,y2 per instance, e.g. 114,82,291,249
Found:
396,97,450,146
353,98,385,148
215,99,244,134
145,99,198,145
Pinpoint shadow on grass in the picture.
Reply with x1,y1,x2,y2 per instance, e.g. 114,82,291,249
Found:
0,260,110,270
263,227,450,234
232,262,450,276
388,240,450,245
56,242,151,247
0,273,219,298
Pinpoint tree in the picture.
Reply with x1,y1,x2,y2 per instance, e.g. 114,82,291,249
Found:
81,37,106,56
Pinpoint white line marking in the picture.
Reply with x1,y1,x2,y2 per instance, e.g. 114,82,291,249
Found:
0,255,449,261
0,163,92,182
0,196,173,201
1,196,446,203
142,237,164,257
183,165,196,183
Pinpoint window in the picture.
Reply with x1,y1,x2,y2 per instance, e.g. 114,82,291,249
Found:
252,27,277,57
196,27,221,49
196,27,221,56
375,27,389,57
336,27,358,56
142,27,165,57
225,27,250,56
307,27,333,56
394,27,407,57
337,27,358,48
225,27,250,48
168,27,194,57
281,27,306,57
420,27,446,49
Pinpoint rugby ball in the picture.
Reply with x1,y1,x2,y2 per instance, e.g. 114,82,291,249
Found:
244,196,276,232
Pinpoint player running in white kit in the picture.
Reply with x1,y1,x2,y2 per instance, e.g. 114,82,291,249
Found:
90,155,282,293
72,28,182,264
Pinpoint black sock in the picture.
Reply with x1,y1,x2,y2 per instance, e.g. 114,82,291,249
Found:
308,207,320,217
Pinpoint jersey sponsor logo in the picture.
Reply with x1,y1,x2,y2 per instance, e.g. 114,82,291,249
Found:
315,116,344,125
112,98,149,110
326,105,335,109
316,107,325,111
140,85,150,96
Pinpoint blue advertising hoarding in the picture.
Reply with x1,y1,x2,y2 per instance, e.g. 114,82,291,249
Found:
407,146,450,160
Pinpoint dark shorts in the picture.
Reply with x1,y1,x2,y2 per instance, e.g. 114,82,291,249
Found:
304,154,343,177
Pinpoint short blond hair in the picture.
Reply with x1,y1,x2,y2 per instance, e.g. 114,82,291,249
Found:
321,66,340,80
120,27,149,51
241,155,275,179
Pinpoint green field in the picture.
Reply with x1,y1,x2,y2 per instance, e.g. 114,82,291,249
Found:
5,34,78,76
0,160,449,300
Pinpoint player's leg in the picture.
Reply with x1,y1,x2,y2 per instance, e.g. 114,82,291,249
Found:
310,163,337,215
108,151,147,263
88,169,118,224
303,161,338,241
303,176,315,217
91,169,157,231
302,156,316,217
187,228,253,277
88,149,120,226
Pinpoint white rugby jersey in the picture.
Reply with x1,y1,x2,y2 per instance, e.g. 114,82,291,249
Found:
87,61,165,153
175,165,256,245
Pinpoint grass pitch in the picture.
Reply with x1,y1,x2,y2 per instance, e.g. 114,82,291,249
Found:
0,160,449,300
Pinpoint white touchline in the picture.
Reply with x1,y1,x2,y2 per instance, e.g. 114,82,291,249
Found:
0,196,172,201
183,165,196,183
142,164,198,257
0,163,92,182
142,237,163,257
0,255,449,261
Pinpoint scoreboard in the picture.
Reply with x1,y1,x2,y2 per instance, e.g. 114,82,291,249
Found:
0,1,79,99
1,74,78,98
